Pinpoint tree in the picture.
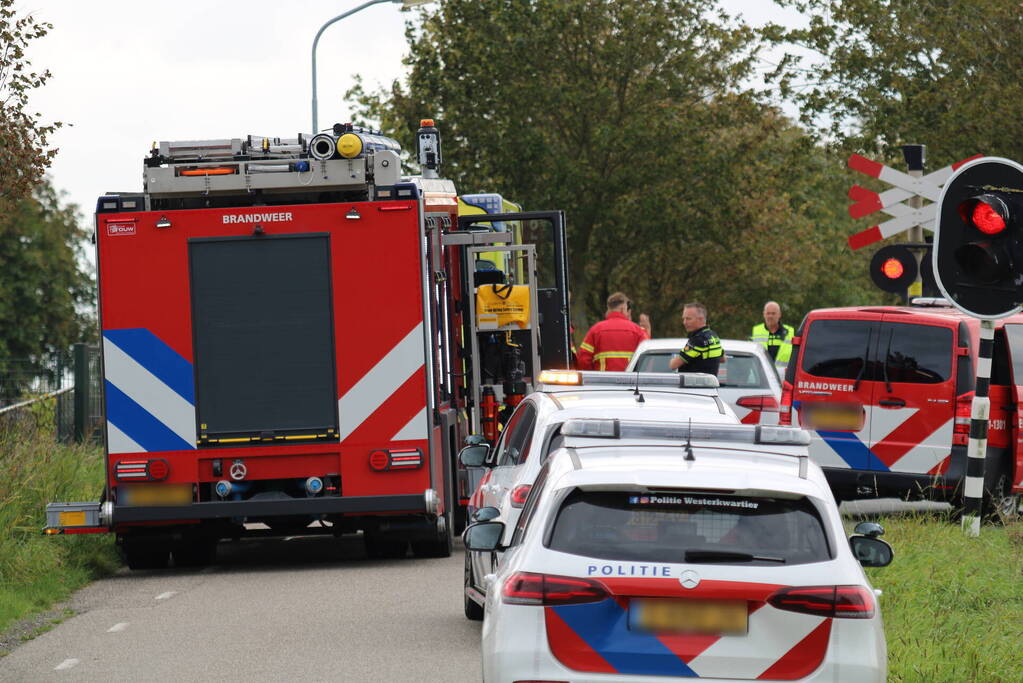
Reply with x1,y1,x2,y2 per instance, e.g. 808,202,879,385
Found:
352,0,882,337
764,0,1023,164
0,1,61,214
0,180,94,384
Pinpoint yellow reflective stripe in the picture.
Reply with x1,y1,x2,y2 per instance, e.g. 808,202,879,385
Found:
682,348,701,359
580,342,595,352
593,351,635,360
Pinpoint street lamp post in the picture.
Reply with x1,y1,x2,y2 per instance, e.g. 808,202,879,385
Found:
310,0,431,134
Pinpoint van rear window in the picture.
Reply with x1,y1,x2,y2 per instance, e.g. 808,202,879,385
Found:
801,320,875,380
548,490,831,566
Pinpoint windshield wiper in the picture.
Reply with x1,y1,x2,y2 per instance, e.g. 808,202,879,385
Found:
684,549,786,564
852,327,873,391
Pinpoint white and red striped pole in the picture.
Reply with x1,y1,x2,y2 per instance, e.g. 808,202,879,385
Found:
962,319,994,537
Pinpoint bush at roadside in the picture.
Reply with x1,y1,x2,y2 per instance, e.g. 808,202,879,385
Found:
0,399,119,637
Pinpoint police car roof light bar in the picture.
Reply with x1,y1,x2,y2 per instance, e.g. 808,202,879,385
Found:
537,370,719,389
560,418,811,447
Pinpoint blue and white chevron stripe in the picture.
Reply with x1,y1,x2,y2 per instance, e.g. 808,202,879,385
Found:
103,329,196,454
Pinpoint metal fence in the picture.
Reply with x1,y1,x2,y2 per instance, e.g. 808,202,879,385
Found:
0,344,103,442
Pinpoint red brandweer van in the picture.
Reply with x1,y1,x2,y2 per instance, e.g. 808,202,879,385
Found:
780,299,1023,515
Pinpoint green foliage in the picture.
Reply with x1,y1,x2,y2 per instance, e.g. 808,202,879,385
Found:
0,399,119,636
863,514,1023,681
765,0,1021,164
0,0,61,213
0,180,95,364
351,0,881,337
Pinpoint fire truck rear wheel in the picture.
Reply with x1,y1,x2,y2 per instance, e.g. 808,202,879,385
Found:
172,539,218,567
122,538,170,570
364,534,408,559
411,517,453,558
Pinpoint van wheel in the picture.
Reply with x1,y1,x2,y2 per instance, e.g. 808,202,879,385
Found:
984,472,1021,522
464,553,484,621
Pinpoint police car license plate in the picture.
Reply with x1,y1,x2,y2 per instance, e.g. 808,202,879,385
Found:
119,483,192,506
629,599,747,635
802,404,863,431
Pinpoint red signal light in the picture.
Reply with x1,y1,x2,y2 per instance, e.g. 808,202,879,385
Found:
881,257,904,279
972,201,1007,234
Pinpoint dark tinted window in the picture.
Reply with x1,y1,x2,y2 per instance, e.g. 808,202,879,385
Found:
548,490,831,566
802,319,877,380
881,322,952,384
496,401,538,466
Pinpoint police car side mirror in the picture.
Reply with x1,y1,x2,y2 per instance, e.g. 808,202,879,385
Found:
849,535,894,567
459,445,490,468
464,521,505,552
472,506,500,523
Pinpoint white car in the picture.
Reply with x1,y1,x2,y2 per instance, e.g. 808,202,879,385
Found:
460,372,738,621
626,339,782,424
465,419,893,683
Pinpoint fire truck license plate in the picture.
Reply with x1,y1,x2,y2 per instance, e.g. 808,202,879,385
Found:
629,599,747,635
802,404,864,431
120,484,192,506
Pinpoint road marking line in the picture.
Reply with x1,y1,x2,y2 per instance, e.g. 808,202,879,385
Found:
107,622,129,632
154,591,177,600
54,658,79,671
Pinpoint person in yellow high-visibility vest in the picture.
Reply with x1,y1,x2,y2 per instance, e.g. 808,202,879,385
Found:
751,301,794,364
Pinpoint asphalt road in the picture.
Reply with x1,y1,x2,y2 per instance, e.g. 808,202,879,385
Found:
0,499,949,682
0,535,481,683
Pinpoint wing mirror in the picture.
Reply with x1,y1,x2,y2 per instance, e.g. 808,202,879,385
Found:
849,535,894,567
464,434,490,447
471,506,500,523
459,444,490,468
464,521,505,552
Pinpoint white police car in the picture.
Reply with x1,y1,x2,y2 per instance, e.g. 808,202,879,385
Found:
460,371,737,621
465,419,893,682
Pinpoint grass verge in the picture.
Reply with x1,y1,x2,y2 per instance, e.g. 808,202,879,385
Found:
864,513,1023,682
0,399,120,640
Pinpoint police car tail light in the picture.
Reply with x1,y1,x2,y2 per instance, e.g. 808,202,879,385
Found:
509,484,532,508
736,395,780,412
538,370,582,385
502,572,608,606
953,392,973,446
767,585,875,619
778,381,794,425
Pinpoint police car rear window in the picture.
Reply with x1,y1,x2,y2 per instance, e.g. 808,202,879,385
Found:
548,490,831,566
635,351,766,388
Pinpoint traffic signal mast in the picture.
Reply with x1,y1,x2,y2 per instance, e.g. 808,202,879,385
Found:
933,157,1023,536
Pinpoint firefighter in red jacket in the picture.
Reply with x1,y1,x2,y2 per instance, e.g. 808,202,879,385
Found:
577,292,651,371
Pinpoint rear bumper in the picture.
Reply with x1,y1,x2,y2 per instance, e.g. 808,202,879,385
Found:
46,491,436,532
112,493,430,523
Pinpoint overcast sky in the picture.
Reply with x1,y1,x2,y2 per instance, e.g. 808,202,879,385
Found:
19,0,801,221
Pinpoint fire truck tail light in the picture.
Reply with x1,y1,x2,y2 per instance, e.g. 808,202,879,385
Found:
509,484,532,508
779,381,794,425
368,449,423,471
115,459,170,482
953,392,973,445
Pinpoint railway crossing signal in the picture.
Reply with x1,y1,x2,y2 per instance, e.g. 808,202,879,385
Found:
932,157,1023,319
869,244,917,294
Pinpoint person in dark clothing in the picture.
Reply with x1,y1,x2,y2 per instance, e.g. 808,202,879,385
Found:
668,302,723,376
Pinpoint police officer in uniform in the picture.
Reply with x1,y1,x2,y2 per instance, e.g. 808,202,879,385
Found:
751,300,794,364
669,302,722,376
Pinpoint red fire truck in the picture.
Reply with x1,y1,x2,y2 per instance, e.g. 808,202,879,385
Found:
44,121,572,568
